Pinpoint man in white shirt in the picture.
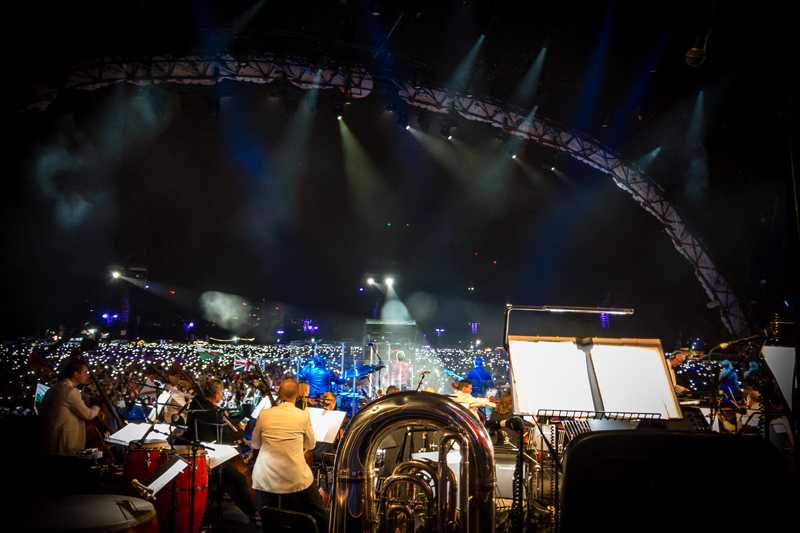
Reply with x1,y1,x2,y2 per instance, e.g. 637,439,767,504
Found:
251,376,327,530
451,379,496,420
39,357,101,456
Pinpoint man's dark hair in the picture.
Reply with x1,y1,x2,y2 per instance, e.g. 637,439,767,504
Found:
202,378,223,399
458,379,472,390
58,357,89,381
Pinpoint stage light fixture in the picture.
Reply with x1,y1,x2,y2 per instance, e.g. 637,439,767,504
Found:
447,135,453,140
511,154,517,159
337,115,342,120
384,276,395,287
111,271,121,279
367,277,376,285
405,125,411,131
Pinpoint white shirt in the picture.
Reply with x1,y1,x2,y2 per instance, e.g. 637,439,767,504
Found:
39,379,100,456
451,390,494,419
251,401,315,494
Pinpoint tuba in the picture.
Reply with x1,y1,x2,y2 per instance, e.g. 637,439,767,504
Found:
329,391,495,532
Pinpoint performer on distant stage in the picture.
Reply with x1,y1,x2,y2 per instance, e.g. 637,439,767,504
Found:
299,354,343,397
466,356,494,397
388,351,410,389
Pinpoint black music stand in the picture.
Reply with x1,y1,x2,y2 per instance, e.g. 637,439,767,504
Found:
193,418,226,531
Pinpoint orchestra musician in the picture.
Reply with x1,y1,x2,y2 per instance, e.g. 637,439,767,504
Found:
667,350,691,395
251,376,328,531
185,378,257,524
39,357,101,456
451,379,497,420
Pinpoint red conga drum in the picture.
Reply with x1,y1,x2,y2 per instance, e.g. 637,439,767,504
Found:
124,440,172,496
154,445,208,533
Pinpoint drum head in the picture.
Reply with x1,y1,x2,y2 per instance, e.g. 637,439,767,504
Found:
172,445,207,457
22,494,157,531
129,440,170,451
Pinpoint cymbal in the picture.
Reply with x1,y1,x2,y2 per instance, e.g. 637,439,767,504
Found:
341,364,384,379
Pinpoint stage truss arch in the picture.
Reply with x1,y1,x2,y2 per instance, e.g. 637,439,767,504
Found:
22,54,749,336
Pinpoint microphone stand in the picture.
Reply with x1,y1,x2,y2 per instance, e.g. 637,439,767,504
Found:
415,372,430,392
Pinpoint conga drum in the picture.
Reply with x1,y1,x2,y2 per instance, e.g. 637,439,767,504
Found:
22,494,159,532
154,445,208,533
124,440,171,494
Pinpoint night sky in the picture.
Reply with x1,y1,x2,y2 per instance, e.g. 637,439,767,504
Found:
3,1,795,346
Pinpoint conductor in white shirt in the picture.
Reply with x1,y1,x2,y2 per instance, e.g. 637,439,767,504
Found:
251,376,327,530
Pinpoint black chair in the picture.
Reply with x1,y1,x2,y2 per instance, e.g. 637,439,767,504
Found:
260,505,320,533
558,429,792,533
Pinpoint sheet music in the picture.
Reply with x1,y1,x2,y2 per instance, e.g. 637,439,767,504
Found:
106,422,175,446
203,443,240,469
149,458,188,495
590,344,681,418
761,345,795,410
509,339,595,415
308,407,347,443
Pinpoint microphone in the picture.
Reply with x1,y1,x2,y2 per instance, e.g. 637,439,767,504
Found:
716,332,765,350
420,370,431,376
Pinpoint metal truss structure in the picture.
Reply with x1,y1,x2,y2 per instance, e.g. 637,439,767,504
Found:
22,54,750,336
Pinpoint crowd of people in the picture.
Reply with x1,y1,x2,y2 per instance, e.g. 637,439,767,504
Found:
4,332,791,531
0,337,511,418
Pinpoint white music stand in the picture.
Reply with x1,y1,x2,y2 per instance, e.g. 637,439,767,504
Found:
761,345,795,411
106,422,177,446
508,336,682,419
308,407,347,443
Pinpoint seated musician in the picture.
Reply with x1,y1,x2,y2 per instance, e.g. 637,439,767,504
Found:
252,376,328,531
186,378,257,524
451,379,496,420
667,350,691,395
39,357,100,456
295,381,312,410
311,392,344,463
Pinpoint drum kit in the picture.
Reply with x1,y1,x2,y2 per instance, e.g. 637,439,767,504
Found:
335,363,383,415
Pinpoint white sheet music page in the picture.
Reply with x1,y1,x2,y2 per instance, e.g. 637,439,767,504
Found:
106,422,174,446
149,458,188,495
590,344,681,418
203,443,240,469
308,408,347,443
509,339,595,415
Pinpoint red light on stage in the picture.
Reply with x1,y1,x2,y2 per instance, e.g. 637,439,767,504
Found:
168,288,176,296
